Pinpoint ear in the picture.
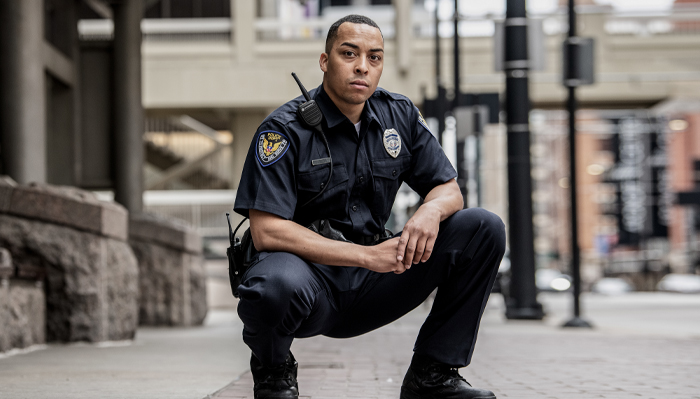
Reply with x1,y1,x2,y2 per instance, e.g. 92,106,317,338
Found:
319,52,328,73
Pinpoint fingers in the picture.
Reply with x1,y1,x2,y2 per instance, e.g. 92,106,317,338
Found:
403,233,419,267
389,262,408,274
420,234,436,263
411,229,436,265
401,228,437,266
393,261,408,274
397,232,409,263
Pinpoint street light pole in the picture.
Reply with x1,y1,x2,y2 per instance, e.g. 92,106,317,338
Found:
504,0,544,320
563,0,593,328
435,0,446,144
453,0,460,109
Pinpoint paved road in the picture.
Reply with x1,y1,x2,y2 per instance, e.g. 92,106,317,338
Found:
212,292,700,399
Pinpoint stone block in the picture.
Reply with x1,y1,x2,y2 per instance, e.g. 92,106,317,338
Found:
2,182,127,241
0,214,139,343
0,248,12,279
0,279,46,353
130,213,206,326
0,176,17,213
188,252,208,326
129,212,202,254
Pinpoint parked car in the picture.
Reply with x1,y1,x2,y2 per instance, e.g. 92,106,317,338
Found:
656,274,700,293
591,277,634,295
535,268,572,292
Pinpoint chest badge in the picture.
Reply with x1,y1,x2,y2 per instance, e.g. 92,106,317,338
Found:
256,131,289,167
383,129,402,158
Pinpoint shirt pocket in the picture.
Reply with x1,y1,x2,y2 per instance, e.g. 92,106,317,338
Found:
370,157,411,218
297,164,349,208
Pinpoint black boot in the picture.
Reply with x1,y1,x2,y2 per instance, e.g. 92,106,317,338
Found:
400,357,496,399
250,352,299,399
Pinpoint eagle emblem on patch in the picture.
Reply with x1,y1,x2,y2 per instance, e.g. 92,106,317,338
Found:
256,131,289,167
383,128,401,158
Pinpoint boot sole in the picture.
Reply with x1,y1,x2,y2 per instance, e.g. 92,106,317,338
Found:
400,386,496,399
254,393,298,399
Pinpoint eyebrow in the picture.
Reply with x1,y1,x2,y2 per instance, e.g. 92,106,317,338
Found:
339,42,384,53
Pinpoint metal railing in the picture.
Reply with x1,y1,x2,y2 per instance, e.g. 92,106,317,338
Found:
141,190,237,238
78,18,232,42
604,6,700,36
76,5,700,43
144,115,232,190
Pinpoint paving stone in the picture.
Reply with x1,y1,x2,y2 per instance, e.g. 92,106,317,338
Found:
210,296,700,399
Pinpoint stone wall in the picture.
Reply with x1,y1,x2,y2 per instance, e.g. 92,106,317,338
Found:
0,248,46,352
0,177,139,346
130,212,207,326
0,276,46,353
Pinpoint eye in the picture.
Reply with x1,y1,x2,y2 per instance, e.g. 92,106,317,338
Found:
344,50,356,57
370,54,382,62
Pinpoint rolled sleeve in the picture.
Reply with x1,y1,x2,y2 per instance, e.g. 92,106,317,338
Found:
405,106,458,198
234,122,297,220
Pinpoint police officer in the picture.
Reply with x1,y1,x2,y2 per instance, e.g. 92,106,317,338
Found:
233,14,505,399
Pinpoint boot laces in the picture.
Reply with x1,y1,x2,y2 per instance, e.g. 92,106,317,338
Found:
425,364,468,386
268,357,295,383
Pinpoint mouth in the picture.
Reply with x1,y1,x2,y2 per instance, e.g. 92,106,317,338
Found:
349,80,369,89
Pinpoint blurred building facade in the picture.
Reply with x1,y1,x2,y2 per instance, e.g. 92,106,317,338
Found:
135,0,700,289
2,0,700,291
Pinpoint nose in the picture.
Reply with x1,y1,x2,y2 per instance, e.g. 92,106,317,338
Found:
354,57,368,75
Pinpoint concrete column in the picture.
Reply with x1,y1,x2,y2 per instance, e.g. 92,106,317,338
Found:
0,0,47,184
233,0,255,63
393,0,412,77
112,0,144,212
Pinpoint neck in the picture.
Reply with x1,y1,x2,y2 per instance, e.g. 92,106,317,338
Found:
323,82,364,124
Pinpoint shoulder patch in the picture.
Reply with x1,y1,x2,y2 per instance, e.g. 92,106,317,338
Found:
256,131,289,167
418,111,431,132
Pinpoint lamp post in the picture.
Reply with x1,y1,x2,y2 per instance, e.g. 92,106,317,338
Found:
563,0,593,329
503,0,544,320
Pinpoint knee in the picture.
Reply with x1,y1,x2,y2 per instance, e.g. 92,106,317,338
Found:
239,252,310,301
452,208,506,256
237,252,314,327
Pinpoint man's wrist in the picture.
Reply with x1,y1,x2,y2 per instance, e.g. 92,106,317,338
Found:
420,201,446,222
358,245,372,269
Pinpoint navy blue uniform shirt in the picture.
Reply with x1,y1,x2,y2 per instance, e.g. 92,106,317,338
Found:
234,84,457,241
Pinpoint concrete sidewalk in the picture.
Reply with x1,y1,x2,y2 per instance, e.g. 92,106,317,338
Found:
1,292,699,399
0,311,250,399
211,293,700,399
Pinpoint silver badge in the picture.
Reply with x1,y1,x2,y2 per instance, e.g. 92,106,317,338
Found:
383,129,401,158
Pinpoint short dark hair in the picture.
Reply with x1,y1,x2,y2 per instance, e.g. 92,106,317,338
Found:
325,14,383,54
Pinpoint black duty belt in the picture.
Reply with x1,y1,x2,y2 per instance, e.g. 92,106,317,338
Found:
353,231,393,246
307,219,393,246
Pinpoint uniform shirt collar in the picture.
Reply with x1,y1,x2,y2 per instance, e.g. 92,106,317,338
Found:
314,84,383,130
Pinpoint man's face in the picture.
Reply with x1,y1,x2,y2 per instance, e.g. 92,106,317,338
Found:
320,22,384,109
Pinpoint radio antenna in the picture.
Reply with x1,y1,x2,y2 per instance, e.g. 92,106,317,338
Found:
291,72,311,101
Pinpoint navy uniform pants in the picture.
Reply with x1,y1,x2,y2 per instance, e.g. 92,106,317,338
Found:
237,208,506,368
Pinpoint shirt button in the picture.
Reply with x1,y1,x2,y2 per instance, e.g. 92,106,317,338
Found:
320,182,325,189
392,169,397,176
352,205,358,212
359,176,364,183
